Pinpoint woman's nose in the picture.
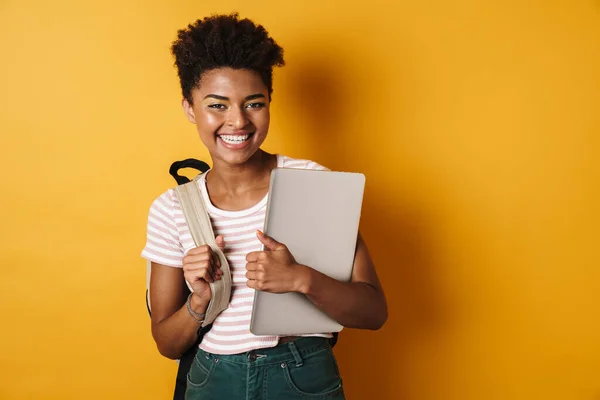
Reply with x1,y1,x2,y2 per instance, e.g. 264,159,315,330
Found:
227,106,249,129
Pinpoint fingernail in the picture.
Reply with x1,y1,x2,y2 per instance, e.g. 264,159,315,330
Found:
257,230,264,236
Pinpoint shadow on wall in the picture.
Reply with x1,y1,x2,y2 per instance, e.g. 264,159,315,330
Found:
285,43,454,400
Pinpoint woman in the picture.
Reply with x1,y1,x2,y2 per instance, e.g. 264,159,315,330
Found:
142,13,388,400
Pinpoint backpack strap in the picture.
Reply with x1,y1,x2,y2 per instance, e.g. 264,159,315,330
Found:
174,176,232,327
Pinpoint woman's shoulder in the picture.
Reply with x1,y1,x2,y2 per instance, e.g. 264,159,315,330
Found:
277,154,329,171
147,187,182,216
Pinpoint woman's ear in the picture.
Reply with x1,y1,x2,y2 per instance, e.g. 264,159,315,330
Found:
182,99,196,124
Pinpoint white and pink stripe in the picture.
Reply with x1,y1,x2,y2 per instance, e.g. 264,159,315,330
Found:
141,155,331,355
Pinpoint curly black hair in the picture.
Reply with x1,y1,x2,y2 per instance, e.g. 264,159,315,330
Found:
171,13,285,104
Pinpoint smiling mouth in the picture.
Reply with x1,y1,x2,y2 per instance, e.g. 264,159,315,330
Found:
217,133,253,145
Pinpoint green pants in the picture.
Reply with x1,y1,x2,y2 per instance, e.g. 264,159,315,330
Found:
185,337,346,399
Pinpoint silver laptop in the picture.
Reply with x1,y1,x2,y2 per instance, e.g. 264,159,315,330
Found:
249,168,365,336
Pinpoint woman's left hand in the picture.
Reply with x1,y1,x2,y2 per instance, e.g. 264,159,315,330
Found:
245,231,308,293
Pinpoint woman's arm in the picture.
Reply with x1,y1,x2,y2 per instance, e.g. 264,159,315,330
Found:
149,263,208,360
297,233,387,330
150,238,224,359
246,231,388,330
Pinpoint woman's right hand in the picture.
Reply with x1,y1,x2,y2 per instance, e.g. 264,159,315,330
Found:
182,235,225,304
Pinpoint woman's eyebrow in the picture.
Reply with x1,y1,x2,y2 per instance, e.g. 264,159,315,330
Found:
203,93,265,101
204,94,228,101
245,94,266,101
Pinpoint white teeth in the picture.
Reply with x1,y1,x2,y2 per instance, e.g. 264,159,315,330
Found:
220,134,249,144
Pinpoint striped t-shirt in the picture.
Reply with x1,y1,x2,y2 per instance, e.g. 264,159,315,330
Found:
141,154,331,355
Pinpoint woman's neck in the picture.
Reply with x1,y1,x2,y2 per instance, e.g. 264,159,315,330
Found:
207,150,276,197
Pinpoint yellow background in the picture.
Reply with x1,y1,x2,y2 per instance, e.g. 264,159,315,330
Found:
1,1,598,399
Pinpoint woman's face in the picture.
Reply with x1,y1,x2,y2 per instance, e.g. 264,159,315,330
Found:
183,68,271,167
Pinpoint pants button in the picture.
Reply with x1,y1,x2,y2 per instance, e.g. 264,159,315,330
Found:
248,351,257,361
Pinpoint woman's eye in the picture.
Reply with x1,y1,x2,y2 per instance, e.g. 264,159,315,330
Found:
246,102,266,109
208,104,227,110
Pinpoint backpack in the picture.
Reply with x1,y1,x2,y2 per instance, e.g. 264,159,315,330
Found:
146,158,338,400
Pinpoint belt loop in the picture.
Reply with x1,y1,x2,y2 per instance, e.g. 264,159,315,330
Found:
288,341,303,367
